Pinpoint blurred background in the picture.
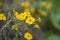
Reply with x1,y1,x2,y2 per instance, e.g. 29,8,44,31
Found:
0,0,60,40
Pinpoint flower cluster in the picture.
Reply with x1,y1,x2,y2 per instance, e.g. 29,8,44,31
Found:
14,10,35,25
0,1,50,40
13,9,41,40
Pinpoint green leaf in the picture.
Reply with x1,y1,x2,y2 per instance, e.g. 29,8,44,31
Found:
47,34,60,40
50,9,60,30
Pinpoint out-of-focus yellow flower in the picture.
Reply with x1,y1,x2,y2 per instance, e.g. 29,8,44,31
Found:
41,1,47,7
31,8,35,13
21,3,24,7
0,2,2,6
26,39,31,40
46,2,52,9
38,9,47,16
12,25,18,30
34,24,40,29
27,39,31,40
41,1,52,9
27,15,32,18
24,9,30,12
21,1,30,8
24,32,33,40
0,14,6,21
25,16,35,25
0,1,2,6
37,17,42,22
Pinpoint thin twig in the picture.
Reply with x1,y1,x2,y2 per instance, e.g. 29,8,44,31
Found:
17,30,23,36
6,29,12,40
1,19,12,31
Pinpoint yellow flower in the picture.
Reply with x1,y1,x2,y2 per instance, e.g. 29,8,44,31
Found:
0,14,6,21
38,9,47,16
24,9,30,12
37,17,42,22
14,12,26,20
25,16,35,25
21,1,30,8
12,25,18,30
0,14,3,20
24,32,33,40
0,17,2,20
27,39,31,40
14,11,19,16
41,1,47,7
21,3,24,7
2,16,6,20
24,11,31,17
31,8,35,13
41,1,52,9
34,24,40,29
15,15,20,19
14,11,21,20
46,2,52,9
0,2,2,6
18,13,26,20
